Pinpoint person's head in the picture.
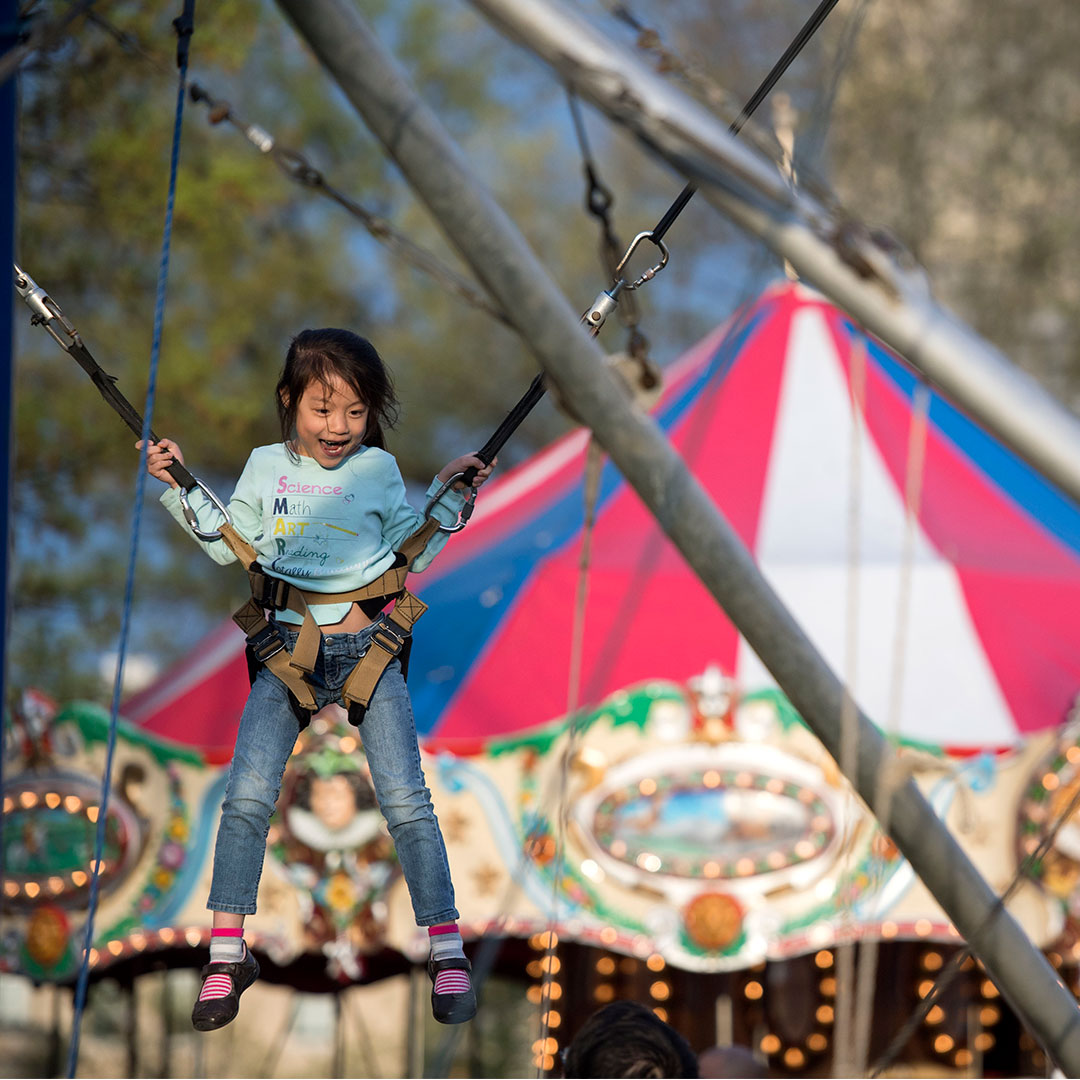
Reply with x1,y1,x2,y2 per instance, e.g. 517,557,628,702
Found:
277,328,399,465
562,1000,699,1078
697,1044,769,1079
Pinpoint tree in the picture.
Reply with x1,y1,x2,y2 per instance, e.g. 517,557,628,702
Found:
824,0,1080,406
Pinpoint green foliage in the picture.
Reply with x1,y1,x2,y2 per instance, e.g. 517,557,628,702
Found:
29,0,1068,717
825,0,1080,402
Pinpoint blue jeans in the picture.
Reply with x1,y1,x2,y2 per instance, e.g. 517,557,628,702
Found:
207,621,458,926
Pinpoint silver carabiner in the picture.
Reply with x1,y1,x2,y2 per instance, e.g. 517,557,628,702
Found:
614,230,670,290
178,478,233,541
424,473,477,534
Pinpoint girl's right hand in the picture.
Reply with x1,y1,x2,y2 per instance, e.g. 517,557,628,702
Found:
137,438,185,488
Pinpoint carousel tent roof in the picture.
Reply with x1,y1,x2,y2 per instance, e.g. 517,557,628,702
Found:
122,281,1080,760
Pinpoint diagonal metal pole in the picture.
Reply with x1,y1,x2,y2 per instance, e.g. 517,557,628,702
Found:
467,0,1080,511
273,0,1080,1072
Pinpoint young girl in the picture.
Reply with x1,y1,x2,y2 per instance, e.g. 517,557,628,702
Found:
141,328,495,1031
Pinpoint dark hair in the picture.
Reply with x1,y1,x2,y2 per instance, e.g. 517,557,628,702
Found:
276,328,400,457
562,1000,699,1079
292,770,378,815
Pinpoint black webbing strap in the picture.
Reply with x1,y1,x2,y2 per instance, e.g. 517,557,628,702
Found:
650,0,841,244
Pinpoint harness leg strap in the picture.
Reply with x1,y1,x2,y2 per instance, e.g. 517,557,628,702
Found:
232,598,318,711
245,644,314,730
341,591,427,709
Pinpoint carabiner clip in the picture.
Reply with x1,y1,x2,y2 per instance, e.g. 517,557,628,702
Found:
614,231,670,290
424,473,477,533
178,477,233,541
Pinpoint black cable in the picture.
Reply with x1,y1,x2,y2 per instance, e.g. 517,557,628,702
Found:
650,0,840,243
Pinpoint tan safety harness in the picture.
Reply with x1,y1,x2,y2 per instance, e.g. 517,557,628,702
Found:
215,516,441,721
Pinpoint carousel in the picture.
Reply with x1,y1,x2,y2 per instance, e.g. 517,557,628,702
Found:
5,283,1080,1076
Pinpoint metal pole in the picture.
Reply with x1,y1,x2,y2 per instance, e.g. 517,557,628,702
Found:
0,0,17,898
273,0,1080,1071
466,0,1080,511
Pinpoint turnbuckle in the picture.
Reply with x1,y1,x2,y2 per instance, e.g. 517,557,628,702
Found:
178,478,233,541
14,263,82,354
424,473,477,533
581,232,670,334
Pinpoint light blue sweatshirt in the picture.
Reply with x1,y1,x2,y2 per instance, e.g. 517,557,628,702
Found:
161,442,466,625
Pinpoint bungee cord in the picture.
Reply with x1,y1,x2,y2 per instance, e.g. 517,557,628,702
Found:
848,375,931,1075
63,5,194,1074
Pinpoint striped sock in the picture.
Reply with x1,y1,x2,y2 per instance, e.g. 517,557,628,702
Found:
429,923,470,994
200,928,245,1002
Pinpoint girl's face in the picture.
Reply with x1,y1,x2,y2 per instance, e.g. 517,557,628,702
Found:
290,374,368,467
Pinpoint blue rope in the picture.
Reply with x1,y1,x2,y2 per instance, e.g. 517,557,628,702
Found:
64,33,191,1079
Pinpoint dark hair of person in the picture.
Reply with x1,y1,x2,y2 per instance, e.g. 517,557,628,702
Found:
292,770,378,815
276,328,400,459
562,1000,700,1079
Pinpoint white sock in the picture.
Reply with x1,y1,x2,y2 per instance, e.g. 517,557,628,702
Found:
429,929,465,962
209,932,245,965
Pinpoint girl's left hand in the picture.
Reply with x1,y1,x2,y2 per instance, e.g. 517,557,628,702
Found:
437,454,497,491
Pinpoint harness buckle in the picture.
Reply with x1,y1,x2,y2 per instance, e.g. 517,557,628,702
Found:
254,571,290,610
371,615,408,657
249,623,287,664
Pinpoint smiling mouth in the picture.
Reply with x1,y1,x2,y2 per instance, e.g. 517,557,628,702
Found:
319,438,351,456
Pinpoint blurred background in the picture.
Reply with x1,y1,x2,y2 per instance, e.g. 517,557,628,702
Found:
4,0,1080,1076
